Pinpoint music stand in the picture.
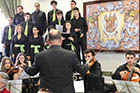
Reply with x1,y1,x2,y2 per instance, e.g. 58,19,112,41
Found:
6,80,22,93
113,80,140,93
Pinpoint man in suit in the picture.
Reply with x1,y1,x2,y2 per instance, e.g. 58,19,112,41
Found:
21,12,34,39
48,0,64,26
65,0,76,21
2,17,15,57
31,2,47,36
13,5,25,25
24,29,90,93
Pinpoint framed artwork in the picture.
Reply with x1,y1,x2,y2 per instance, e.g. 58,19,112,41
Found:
84,0,140,52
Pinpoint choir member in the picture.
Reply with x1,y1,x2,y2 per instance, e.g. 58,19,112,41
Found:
11,25,27,62
2,17,15,57
27,27,44,64
71,7,88,63
20,12,34,39
53,10,65,32
62,20,77,51
48,0,64,26
65,0,76,21
31,2,47,36
13,5,25,25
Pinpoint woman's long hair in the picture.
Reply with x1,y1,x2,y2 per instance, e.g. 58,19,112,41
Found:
15,53,28,66
0,57,13,72
15,24,24,35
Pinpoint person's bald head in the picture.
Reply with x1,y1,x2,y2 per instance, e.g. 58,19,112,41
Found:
48,29,62,44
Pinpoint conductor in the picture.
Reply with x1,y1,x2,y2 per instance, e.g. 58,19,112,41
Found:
24,29,90,93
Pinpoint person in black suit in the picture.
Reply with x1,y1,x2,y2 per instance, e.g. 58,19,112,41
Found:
48,0,64,26
2,17,15,57
84,49,104,93
71,7,88,63
13,5,25,25
65,0,76,21
31,2,47,36
20,12,34,39
24,29,91,93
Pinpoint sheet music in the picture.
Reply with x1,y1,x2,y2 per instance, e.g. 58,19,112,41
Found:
6,80,22,93
113,80,140,93
74,80,84,92
55,25,63,32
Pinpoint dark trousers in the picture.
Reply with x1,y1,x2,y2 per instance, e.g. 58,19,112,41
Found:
76,37,87,64
5,44,11,57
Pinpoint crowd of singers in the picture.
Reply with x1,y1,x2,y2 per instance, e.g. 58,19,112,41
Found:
0,0,140,93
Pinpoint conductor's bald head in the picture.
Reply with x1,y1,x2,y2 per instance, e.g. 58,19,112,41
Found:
48,29,62,45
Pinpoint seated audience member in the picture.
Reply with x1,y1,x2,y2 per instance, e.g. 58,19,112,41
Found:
1,17,15,57
0,57,14,80
112,51,140,80
62,21,77,51
0,72,10,93
84,49,104,93
27,27,44,64
38,88,53,93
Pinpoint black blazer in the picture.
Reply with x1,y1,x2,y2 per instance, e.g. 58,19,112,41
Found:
2,24,15,45
48,9,64,26
65,10,81,21
13,13,25,25
20,21,34,39
65,10,72,21
24,45,89,93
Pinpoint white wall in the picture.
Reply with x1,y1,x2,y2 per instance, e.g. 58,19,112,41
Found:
21,0,128,72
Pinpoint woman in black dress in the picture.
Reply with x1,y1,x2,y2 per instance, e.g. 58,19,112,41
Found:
27,27,44,64
11,25,27,63
62,20,77,51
